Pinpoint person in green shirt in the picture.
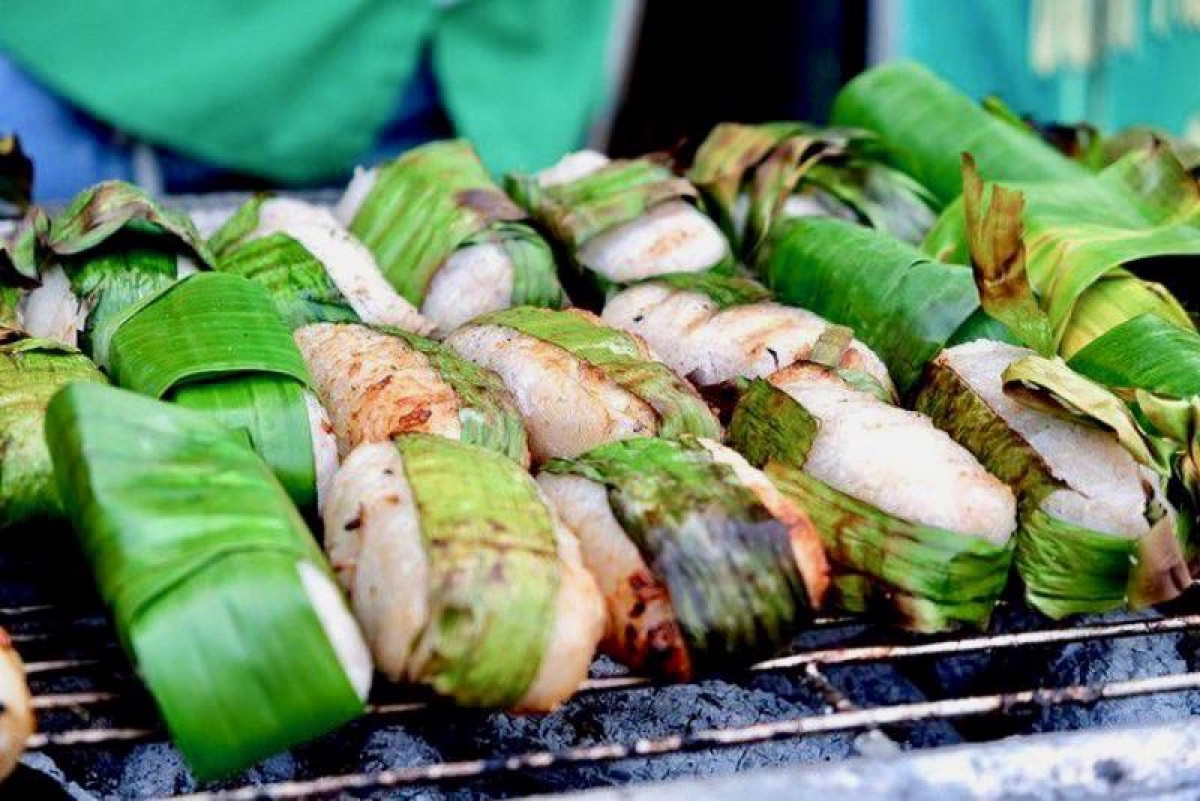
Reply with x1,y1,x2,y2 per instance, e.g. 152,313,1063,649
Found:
0,0,617,200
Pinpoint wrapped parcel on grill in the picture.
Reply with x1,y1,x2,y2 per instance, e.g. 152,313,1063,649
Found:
45,383,371,780
6,181,213,366
538,436,828,680
106,272,337,511
210,195,431,334
324,433,603,710
336,139,565,336
445,307,721,462
294,322,529,466
0,333,106,530
506,151,732,295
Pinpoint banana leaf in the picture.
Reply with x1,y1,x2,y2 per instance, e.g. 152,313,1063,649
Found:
0,334,106,529
108,272,321,509
1069,313,1200,526
393,434,558,705
925,144,1198,356
344,140,564,310
470,307,721,441
831,61,1090,207
507,156,733,288
381,327,529,463
754,215,1014,395
688,122,935,255
217,233,359,329
730,379,1014,631
639,271,773,309
915,345,1189,618
45,382,366,780
0,135,32,216
541,435,815,666
7,181,214,366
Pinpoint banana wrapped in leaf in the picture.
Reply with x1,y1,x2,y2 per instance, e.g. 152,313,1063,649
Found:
916,341,1191,618
831,61,1090,207
688,122,935,255
108,272,337,511
445,307,721,462
603,272,895,405
506,151,732,294
7,181,212,365
46,383,371,780
0,333,106,530
336,140,565,336
325,434,603,710
731,372,1017,632
0,627,33,782
210,195,432,334
538,436,827,680
295,322,529,466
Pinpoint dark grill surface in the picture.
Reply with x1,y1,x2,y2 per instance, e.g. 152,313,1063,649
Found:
8,528,1200,800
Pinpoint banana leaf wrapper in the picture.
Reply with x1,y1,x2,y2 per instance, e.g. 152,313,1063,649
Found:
0,135,32,216
45,383,364,779
542,435,813,666
915,352,1189,618
642,271,773,309
730,379,1013,631
0,334,106,529
381,326,529,463
688,122,935,254
1069,313,1200,555
471,307,721,440
208,195,358,329
394,434,558,705
925,144,1198,356
754,215,1014,396
507,156,733,287
13,181,214,366
346,140,564,310
830,61,1090,207
108,272,320,508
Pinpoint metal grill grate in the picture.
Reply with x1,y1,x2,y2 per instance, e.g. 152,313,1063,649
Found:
12,557,1200,800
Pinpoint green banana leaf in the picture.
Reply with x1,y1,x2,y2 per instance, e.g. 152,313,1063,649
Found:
218,234,359,329
831,60,1090,207
688,122,935,255
0,135,32,216
346,140,564,310
730,379,1014,631
1069,313,1200,528
507,156,732,287
915,347,1189,618
378,327,529,464
541,435,814,666
208,194,357,329
755,215,1014,395
470,307,721,441
108,272,320,508
8,181,215,366
925,144,1198,357
45,382,365,780
637,271,773,310
0,334,106,529
394,434,558,705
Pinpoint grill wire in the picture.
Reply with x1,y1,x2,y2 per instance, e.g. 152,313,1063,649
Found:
11,525,1200,801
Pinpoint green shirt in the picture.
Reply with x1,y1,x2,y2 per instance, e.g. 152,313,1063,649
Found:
0,0,615,181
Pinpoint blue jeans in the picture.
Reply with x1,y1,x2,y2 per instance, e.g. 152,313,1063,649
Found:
0,53,452,202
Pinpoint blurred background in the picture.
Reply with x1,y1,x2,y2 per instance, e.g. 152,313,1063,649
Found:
1,0,1198,201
